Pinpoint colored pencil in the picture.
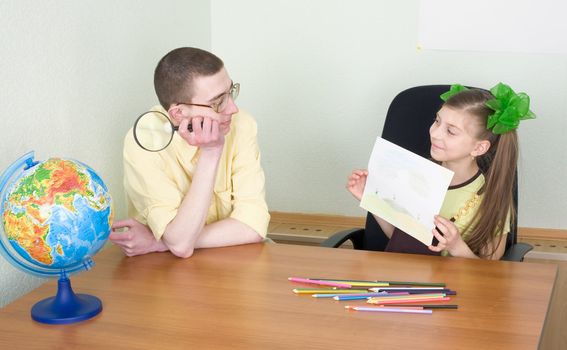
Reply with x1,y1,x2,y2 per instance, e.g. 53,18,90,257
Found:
288,277,352,288
367,293,446,299
409,290,455,295
386,304,458,309
293,288,368,294
311,278,386,284
379,306,425,310
313,278,445,287
382,281,445,287
334,295,378,301
382,281,446,287
332,294,404,301
370,287,445,291
369,288,456,295
346,306,433,314
368,296,451,305
311,280,389,287
312,292,389,298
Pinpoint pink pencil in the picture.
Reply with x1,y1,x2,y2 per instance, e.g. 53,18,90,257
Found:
288,277,352,288
346,305,433,314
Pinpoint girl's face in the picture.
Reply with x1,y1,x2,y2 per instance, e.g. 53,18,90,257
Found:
429,106,487,167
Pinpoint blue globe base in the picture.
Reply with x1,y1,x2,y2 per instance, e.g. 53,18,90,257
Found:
31,277,102,325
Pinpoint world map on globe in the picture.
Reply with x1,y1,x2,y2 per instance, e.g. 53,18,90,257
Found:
1,156,113,275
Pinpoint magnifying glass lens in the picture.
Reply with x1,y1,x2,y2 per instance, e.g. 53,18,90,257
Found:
133,111,175,152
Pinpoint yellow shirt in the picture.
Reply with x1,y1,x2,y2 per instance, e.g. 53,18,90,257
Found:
440,172,509,256
123,106,270,240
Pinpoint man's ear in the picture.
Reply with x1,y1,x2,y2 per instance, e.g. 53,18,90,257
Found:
472,139,491,157
167,105,185,124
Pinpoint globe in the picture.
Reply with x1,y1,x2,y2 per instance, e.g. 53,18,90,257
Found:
0,152,113,324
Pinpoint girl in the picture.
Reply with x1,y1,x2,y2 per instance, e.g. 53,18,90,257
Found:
347,83,535,259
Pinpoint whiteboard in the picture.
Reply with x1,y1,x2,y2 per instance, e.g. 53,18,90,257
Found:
418,0,567,54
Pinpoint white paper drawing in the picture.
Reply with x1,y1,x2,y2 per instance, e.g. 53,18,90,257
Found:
360,137,454,246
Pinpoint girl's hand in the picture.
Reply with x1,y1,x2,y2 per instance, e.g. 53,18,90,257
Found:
428,215,466,254
346,169,368,201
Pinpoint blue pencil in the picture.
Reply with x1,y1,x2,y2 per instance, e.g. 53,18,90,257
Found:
333,295,373,301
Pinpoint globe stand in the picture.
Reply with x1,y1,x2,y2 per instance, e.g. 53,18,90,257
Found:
31,274,102,325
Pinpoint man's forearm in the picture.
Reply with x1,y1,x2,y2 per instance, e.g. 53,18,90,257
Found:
194,218,263,248
162,150,221,257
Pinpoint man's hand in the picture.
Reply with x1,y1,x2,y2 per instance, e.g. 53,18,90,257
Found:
109,218,168,257
178,116,225,154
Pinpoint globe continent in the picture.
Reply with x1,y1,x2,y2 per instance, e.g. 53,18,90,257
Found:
2,158,113,271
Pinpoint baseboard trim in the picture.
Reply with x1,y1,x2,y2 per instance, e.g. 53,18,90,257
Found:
269,211,567,241
267,233,324,244
270,211,365,227
525,251,567,261
518,227,567,240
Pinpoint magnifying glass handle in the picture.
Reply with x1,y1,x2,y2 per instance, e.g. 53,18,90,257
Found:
172,125,191,132
173,121,203,133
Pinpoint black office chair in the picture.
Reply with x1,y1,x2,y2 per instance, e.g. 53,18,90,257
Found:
320,85,533,261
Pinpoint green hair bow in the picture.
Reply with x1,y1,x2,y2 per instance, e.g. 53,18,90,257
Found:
440,84,469,102
439,83,536,135
485,82,536,135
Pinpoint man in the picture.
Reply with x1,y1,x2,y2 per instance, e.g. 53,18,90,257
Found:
110,47,269,258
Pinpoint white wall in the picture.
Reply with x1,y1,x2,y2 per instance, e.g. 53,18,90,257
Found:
0,0,211,307
211,0,567,229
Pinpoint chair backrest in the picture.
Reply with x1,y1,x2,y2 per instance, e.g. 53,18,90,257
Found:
363,85,518,253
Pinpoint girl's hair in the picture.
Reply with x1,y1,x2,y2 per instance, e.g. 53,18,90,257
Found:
444,89,518,258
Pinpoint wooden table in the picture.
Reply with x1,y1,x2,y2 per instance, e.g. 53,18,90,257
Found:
0,243,558,349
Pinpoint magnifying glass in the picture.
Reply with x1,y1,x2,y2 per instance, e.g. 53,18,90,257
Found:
133,111,195,152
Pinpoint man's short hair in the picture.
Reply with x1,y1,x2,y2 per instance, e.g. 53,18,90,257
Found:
154,47,224,109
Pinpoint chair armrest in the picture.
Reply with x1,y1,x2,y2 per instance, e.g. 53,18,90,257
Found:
500,242,534,262
320,228,365,248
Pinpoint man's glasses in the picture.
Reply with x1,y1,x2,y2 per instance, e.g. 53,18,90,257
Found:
177,82,240,113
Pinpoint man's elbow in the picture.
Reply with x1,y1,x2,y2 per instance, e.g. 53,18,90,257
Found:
250,233,263,244
163,237,195,258
161,228,197,258
169,245,195,258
